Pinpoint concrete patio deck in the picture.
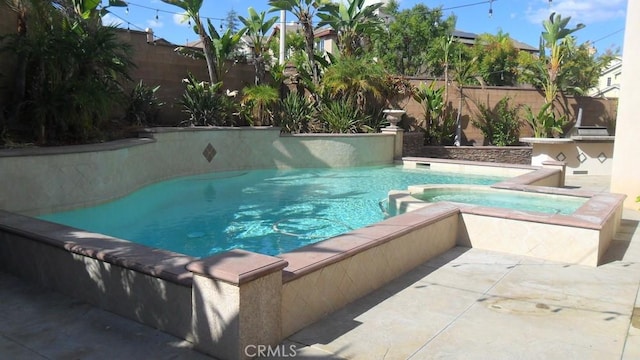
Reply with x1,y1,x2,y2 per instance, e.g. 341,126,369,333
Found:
1,175,638,359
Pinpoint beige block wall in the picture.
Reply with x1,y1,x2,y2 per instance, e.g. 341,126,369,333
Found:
611,2,640,209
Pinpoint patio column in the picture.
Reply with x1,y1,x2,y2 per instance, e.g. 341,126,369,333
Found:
187,249,288,360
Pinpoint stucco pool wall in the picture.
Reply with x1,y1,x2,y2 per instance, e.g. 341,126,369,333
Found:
0,127,396,215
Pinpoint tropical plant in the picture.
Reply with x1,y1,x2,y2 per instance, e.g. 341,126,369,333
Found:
451,52,477,146
275,93,316,133
539,13,585,107
239,7,278,85
317,0,384,58
269,0,331,86
161,0,218,84
0,0,133,144
241,84,280,126
179,74,234,126
320,56,389,114
472,97,521,146
412,81,444,134
319,99,368,133
523,103,568,138
124,81,164,126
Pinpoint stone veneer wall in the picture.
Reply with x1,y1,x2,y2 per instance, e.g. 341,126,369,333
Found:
403,132,532,165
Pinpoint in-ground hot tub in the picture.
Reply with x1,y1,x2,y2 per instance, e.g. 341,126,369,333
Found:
388,180,625,267
404,185,587,215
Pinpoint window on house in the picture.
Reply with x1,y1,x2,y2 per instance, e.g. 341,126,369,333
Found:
317,40,324,52
607,77,611,86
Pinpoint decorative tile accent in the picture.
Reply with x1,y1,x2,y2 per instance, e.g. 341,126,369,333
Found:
556,152,566,162
597,152,608,163
577,152,587,163
202,143,216,163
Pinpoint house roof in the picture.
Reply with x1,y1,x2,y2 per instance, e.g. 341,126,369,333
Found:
452,30,538,53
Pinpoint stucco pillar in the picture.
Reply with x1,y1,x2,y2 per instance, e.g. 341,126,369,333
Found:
187,249,288,360
382,127,405,159
611,1,640,208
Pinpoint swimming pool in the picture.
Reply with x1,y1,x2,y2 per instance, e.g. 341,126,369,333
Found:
39,166,503,257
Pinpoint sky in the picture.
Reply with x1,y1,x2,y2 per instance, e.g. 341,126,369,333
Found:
102,0,627,55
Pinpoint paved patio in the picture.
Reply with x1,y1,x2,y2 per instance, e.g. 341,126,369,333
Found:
1,175,638,359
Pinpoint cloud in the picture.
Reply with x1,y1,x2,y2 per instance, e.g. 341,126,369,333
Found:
525,0,626,25
147,18,164,28
173,12,191,26
101,13,123,27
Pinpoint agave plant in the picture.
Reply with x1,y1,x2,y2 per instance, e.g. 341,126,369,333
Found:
275,93,316,133
320,99,368,133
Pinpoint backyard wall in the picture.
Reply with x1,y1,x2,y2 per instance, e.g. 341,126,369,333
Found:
398,80,618,146
115,29,254,126
0,6,618,145
0,128,395,215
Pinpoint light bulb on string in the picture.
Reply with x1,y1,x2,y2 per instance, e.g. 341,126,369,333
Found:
155,9,159,21
125,6,129,14
488,0,493,18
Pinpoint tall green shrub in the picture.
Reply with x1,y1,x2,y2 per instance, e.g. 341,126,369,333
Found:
472,97,522,146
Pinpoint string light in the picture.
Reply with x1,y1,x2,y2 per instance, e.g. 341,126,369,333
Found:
155,9,159,20
488,0,493,18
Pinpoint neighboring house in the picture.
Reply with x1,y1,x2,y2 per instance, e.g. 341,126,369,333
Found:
313,27,538,57
588,57,622,98
452,30,538,53
314,27,338,55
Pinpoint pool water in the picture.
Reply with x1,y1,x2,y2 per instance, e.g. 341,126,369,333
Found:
413,188,586,215
39,166,502,257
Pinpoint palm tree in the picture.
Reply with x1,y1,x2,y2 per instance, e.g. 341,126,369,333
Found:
320,56,388,114
540,13,585,109
239,7,278,85
242,84,280,126
451,53,477,146
317,0,384,58
162,0,218,84
268,0,331,86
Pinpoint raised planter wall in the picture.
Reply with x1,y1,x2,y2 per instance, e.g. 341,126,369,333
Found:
403,132,532,165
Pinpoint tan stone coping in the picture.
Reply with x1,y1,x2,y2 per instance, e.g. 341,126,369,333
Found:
0,138,155,157
492,168,561,188
404,186,625,230
402,157,537,170
0,211,195,286
279,202,460,283
186,249,288,286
